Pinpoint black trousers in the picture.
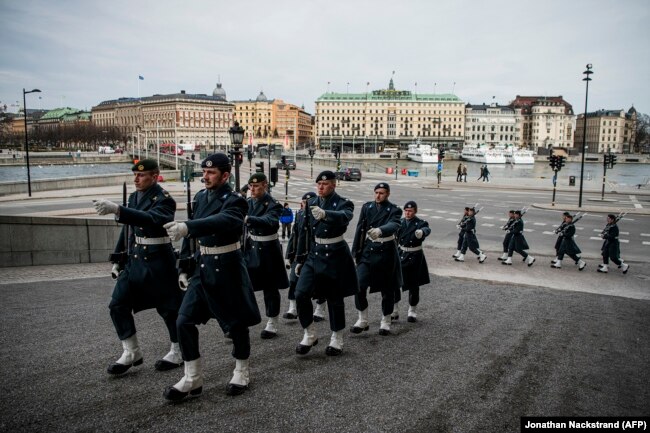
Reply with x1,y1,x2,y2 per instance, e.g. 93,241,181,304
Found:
558,252,580,262
354,285,395,317
403,285,420,306
456,233,464,250
109,300,178,343
281,223,292,239
508,245,528,258
296,293,345,332
602,252,621,266
177,313,250,361
261,287,281,318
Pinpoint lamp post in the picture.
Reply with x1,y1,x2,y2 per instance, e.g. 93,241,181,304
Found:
23,88,41,197
578,64,593,208
229,121,244,192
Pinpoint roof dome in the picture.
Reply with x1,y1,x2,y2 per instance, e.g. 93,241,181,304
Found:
628,105,637,114
256,91,268,102
212,82,226,101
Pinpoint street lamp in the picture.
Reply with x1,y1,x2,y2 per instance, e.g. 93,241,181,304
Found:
23,88,41,197
578,64,593,208
229,121,245,192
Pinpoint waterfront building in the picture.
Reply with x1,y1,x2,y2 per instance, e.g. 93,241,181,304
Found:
574,107,637,154
464,103,517,148
232,93,313,148
509,96,575,151
91,81,234,152
314,78,465,152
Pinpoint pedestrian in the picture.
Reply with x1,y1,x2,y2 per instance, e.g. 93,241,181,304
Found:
454,207,487,263
502,210,535,266
244,173,289,339
477,165,485,181
162,153,261,401
462,164,468,182
284,192,316,320
294,170,358,356
351,182,403,336
598,214,629,274
551,213,586,270
452,207,470,259
498,210,516,261
280,202,294,240
483,165,490,182
395,201,431,323
456,163,463,182
93,159,184,376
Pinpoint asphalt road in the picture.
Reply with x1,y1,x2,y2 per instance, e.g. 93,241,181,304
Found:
1,275,648,433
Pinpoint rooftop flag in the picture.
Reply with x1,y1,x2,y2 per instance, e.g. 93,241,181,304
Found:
139,75,144,80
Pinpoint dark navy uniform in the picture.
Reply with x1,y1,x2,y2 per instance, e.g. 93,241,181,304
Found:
500,212,516,259
556,223,583,267
600,221,622,266
507,218,531,259
459,215,480,255
294,191,358,333
397,214,431,307
177,183,261,362
244,192,289,319
351,199,403,317
110,183,182,342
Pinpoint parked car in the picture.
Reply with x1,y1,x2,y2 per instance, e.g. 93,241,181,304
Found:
336,167,362,181
276,158,297,170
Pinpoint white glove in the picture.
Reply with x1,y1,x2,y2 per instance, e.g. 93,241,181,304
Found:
178,273,189,291
311,206,326,220
111,263,121,280
367,228,382,240
415,229,423,239
164,221,188,241
295,263,303,276
285,259,291,269
94,199,119,216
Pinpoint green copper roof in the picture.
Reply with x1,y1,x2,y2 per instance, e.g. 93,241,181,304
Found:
40,107,83,120
316,91,461,103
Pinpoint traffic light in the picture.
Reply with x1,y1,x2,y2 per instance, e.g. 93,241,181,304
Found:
247,150,253,161
281,155,287,165
556,155,565,170
603,154,610,167
308,148,315,158
609,154,617,168
439,148,446,160
270,167,278,184
255,161,265,174
548,154,557,170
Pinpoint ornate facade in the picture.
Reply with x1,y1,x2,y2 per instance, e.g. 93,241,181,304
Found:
314,78,465,152
510,96,575,150
464,103,517,148
574,107,637,154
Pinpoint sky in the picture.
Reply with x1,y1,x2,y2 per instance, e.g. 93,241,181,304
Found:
1,0,648,116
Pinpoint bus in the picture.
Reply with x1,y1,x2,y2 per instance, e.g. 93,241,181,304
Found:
160,143,184,155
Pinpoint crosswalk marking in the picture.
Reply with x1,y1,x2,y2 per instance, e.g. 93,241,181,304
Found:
533,222,546,226
445,218,458,222
524,228,534,232
481,223,495,227
543,231,556,235
482,216,494,220
643,241,650,246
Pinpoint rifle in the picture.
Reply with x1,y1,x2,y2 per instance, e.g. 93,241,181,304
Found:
600,211,626,238
177,178,195,275
109,182,129,267
457,202,477,229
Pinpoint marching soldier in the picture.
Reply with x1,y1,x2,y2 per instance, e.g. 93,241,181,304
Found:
244,174,289,339
351,182,403,336
284,191,316,320
454,207,487,263
395,201,430,323
551,212,571,264
94,159,184,375
551,212,586,271
162,153,261,401
498,210,516,261
452,207,470,259
294,170,358,356
598,213,629,274
502,210,535,266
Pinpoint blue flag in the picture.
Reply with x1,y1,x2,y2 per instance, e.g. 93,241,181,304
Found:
138,75,144,80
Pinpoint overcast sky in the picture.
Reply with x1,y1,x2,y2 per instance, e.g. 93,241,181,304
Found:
1,0,648,116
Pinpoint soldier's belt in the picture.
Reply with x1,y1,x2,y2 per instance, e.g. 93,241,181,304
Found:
199,242,241,255
399,245,422,252
135,236,171,245
367,234,396,243
314,235,345,245
249,233,279,242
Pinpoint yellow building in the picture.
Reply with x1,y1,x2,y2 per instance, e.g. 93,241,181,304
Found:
233,93,313,149
315,78,465,152
574,107,637,154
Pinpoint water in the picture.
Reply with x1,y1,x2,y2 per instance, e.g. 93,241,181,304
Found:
361,160,650,187
0,163,134,182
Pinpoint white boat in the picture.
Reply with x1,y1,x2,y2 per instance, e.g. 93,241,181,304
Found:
408,142,439,163
504,147,535,164
461,144,506,164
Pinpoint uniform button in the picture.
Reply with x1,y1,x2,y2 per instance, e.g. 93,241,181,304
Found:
198,240,202,244
143,246,147,250
144,257,148,261
315,252,319,256
326,253,329,257
216,269,220,272
201,264,205,268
